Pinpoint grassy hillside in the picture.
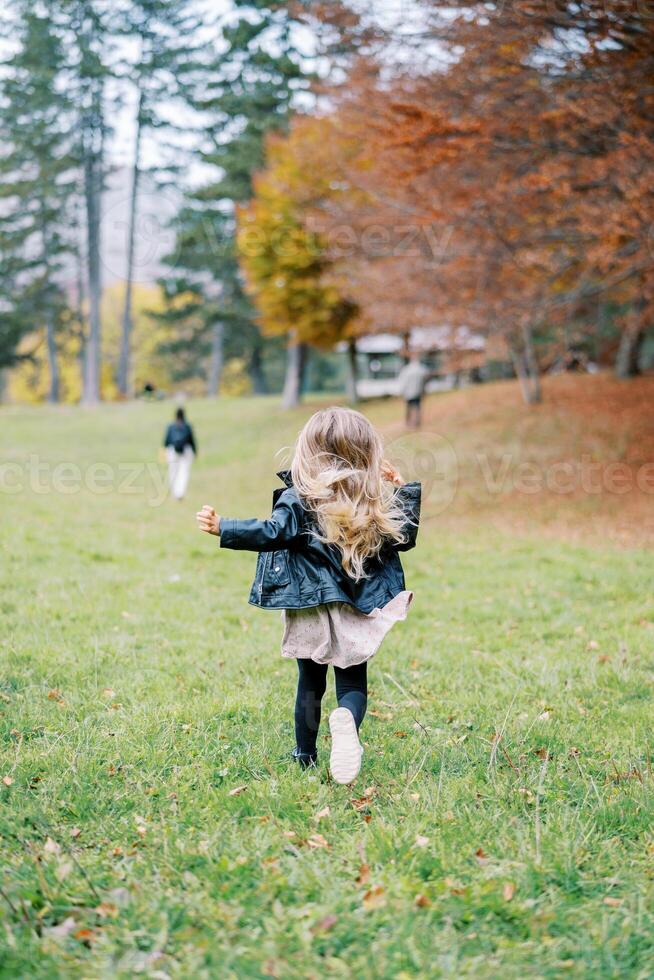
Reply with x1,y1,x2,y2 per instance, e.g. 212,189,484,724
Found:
1,374,653,977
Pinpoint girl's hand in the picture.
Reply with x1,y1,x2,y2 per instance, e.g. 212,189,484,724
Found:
196,504,220,536
381,459,405,487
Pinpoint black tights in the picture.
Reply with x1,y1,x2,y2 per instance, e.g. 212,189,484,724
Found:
294,659,368,757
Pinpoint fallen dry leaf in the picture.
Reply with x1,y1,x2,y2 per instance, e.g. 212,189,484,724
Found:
414,893,431,908
95,902,119,919
603,896,622,907
355,863,370,886
55,860,73,882
444,877,465,894
44,837,61,855
310,914,338,934
474,847,489,864
415,835,430,848
228,785,247,797
587,640,600,651
307,833,329,849
350,796,372,812
503,882,516,901
314,806,330,822
393,731,408,738
2,775,13,787
362,885,386,910
70,826,81,838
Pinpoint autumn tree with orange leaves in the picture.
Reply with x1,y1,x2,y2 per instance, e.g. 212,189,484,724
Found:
290,0,654,403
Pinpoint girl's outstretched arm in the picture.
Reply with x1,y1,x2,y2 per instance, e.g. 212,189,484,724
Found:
197,505,220,535
198,489,303,552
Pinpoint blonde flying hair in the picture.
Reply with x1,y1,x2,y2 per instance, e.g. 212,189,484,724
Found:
290,407,407,580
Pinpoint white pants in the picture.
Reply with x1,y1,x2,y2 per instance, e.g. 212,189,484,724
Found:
167,446,194,500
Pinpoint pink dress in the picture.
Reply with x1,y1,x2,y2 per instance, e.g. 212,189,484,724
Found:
281,591,413,669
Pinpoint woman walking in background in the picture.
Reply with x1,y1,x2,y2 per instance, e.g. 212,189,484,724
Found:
397,351,430,429
164,407,197,501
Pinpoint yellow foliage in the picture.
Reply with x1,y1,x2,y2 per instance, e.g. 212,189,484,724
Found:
8,282,176,403
220,357,252,397
237,115,360,350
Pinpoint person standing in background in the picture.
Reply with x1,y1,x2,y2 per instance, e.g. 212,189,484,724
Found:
397,352,430,429
164,407,197,500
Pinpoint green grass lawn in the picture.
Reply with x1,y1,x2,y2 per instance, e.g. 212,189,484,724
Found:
1,389,653,978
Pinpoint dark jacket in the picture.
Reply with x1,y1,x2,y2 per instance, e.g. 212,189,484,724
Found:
164,421,197,455
219,470,421,614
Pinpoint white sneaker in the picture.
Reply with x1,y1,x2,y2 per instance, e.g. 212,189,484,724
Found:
329,707,363,785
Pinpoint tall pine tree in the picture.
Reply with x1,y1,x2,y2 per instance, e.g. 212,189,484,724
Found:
158,1,312,395
115,0,203,397
0,2,77,400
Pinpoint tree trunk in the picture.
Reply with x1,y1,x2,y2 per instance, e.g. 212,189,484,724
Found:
282,337,307,409
117,92,144,398
40,214,60,404
82,90,103,406
521,321,541,403
510,338,541,405
46,313,59,403
615,326,644,378
345,338,359,403
207,320,224,396
0,368,8,404
82,160,101,404
249,339,267,394
75,214,87,389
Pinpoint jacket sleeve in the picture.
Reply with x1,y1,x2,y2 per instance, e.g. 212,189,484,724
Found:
163,424,172,448
393,481,421,551
188,425,197,456
219,489,303,552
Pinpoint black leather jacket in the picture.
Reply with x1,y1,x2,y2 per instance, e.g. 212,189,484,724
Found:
219,470,421,614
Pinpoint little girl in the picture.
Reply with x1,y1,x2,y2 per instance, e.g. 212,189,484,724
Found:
196,407,421,784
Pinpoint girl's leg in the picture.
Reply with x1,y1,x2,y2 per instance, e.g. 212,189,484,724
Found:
329,662,367,784
167,448,179,496
333,661,368,731
295,659,328,757
175,448,193,499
